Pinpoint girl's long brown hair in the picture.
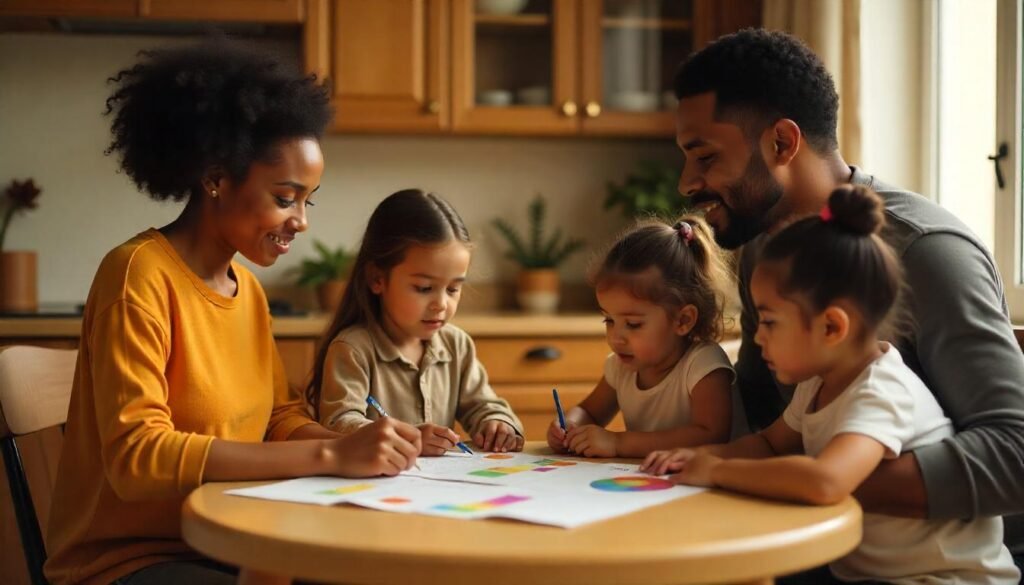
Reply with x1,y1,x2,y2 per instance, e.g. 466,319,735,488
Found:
305,189,470,418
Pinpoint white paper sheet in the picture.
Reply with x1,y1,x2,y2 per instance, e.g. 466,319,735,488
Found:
226,452,705,528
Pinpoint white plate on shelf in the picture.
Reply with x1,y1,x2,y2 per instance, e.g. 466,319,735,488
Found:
477,89,513,106
476,0,528,16
608,91,659,112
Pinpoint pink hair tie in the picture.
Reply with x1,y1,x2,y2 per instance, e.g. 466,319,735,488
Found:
819,205,834,222
675,221,695,243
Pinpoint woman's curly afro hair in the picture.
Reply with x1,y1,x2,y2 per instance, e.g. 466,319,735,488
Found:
105,37,332,201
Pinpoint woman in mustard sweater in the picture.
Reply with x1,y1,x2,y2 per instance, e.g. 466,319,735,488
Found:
43,38,422,585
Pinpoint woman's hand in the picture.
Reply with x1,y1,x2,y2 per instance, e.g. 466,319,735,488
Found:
417,423,459,456
329,417,421,477
565,425,618,458
640,448,700,475
474,420,524,452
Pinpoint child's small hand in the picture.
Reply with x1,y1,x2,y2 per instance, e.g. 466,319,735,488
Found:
670,452,722,487
474,420,524,452
565,425,618,458
640,448,697,475
546,419,571,453
332,417,421,477
417,423,460,456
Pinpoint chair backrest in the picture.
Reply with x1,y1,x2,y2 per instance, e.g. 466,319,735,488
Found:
0,346,77,585
0,346,77,439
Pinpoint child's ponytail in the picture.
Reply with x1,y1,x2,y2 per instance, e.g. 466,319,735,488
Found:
759,184,903,333
590,215,733,344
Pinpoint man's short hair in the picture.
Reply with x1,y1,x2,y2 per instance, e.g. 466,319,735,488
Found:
674,28,839,154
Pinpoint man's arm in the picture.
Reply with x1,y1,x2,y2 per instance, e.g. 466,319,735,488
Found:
874,232,1024,520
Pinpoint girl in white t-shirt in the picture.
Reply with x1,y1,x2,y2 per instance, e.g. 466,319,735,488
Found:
643,185,1018,584
547,216,737,458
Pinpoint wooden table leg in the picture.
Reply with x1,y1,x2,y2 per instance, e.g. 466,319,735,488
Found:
237,568,292,585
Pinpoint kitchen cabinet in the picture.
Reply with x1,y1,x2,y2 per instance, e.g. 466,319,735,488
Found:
450,0,762,137
0,0,136,18
309,0,760,137
139,0,304,23
0,0,303,23
317,0,450,133
473,335,624,440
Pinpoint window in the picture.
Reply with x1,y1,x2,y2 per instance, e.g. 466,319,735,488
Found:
995,0,1024,320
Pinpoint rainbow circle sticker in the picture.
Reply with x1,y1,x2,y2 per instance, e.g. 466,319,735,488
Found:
589,476,674,492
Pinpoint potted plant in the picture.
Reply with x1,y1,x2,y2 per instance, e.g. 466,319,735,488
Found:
604,160,688,220
492,194,585,314
296,239,354,313
0,179,41,312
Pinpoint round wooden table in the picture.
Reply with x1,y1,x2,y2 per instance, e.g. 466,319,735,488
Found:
182,445,861,585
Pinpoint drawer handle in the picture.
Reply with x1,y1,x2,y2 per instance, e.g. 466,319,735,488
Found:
524,346,562,361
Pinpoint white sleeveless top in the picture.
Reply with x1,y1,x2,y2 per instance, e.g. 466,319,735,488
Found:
603,342,735,432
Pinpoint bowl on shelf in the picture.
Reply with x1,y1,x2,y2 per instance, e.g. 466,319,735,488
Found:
477,89,514,106
607,91,659,113
476,0,529,16
516,85,550,105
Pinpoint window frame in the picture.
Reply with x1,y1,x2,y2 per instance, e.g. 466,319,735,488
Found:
995,0,1024,321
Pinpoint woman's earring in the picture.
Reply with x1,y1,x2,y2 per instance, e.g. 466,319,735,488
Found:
211,190,218,198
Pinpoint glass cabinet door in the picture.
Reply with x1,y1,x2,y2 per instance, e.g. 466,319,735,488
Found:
452,0,579,134
580,0,701,136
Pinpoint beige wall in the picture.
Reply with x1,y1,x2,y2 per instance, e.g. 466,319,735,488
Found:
860,0,928,195
0,33,676,307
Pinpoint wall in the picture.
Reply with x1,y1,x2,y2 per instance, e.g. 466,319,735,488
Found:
0,33,677,308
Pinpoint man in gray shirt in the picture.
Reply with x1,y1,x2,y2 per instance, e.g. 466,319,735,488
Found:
671,29,1024,581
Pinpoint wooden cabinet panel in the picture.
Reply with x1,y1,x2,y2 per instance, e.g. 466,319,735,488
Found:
475,337,608,384
492,382,624,440
139,0,304,22
276,338,315,393
451,0,579,135
0,0,137,18
327,0,449,133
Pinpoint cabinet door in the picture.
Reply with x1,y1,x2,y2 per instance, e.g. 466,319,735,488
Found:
326,0,449,133
579,0,698,137
451,0,578,135
139,0,304,22
0,0,137,17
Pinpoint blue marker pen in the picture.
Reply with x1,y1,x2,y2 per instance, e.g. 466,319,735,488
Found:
364,396,420,470
552,388,567,431
366,395,389,418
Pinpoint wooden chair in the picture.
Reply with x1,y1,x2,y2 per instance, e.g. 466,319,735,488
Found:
0,346,77,585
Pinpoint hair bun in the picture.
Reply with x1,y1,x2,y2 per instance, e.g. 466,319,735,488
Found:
826,184,884,236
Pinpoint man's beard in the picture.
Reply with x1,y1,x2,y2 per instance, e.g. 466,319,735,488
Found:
699,153,784,250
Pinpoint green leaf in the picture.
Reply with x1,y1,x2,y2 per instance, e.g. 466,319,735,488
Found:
490,194,584,269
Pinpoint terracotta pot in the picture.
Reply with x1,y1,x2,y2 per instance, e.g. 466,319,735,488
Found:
316,279,347,314
516,269,559,314
0,250,38,313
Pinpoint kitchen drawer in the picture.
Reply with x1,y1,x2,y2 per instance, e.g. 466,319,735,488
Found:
475,337,608,384
492,383,624,441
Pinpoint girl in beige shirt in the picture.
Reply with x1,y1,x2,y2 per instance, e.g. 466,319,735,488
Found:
307,189,524,454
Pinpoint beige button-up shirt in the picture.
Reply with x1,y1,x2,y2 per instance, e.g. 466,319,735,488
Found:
319,323,523,438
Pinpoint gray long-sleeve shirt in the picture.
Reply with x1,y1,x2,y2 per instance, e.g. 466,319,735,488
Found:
735,167,1024,554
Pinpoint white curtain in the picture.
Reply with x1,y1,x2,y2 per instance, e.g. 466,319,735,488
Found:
763,0,862,165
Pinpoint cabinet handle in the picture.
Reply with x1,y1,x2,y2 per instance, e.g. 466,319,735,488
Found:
560,101,578,117
524,346,562,361
585,101,602,118
426,100,441,115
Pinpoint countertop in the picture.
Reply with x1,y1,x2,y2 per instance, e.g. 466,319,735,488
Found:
0,312,609,339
